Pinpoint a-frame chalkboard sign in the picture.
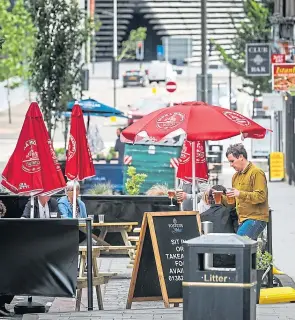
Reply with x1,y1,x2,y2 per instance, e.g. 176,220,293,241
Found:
126,211,200,308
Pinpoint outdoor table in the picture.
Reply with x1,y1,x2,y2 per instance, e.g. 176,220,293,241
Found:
76,245,117,311
79,222,138,257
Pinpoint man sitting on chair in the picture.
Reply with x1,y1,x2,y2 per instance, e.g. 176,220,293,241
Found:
22,195,60,219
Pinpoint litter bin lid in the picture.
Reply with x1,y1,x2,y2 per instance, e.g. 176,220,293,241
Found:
184,233,257,248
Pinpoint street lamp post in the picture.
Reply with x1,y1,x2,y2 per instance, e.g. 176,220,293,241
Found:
201,0,207,103
113,0,117,109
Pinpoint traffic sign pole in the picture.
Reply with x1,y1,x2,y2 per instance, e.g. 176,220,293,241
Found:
166,81,177,106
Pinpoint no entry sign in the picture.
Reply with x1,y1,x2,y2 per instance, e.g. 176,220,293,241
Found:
166,81,177,93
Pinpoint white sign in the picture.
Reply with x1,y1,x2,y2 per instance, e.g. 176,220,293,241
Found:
166,81,177,93
251,117,271,158
262,93,284,112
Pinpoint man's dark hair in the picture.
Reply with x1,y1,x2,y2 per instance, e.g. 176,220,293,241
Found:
226,143,248,159
212,185,226,194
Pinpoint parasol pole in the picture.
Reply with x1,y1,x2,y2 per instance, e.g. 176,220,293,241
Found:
192,141,197,211
73,180,77,218
87,113,90,133
30,193,34,219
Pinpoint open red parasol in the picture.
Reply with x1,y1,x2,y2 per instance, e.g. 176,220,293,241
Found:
121,101,270,143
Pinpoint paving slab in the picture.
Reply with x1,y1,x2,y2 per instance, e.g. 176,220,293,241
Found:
24,304,295,320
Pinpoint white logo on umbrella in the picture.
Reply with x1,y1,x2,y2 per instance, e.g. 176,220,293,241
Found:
196,141,206,163
67,135,77,160
179,141,191,164
156,112,185,130
22,139,41,173
223,111,251,127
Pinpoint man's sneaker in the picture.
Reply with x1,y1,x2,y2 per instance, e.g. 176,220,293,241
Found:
0,306,11,317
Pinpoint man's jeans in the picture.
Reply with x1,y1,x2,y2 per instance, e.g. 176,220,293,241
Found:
237,219,267,240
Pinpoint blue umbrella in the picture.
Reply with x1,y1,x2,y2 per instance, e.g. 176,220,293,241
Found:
67,98,126,117
65,98,127,131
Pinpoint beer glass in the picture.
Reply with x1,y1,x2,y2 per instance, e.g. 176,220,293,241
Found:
213,190,223,204
168,189,176,207
226,188,235,205
176,188,184,211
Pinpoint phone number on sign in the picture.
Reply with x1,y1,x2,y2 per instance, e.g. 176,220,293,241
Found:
169,275,183,281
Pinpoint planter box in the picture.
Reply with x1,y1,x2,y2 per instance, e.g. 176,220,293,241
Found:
0,194,179,244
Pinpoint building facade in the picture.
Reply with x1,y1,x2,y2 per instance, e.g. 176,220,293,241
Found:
272,0,295,185
95,0,247,63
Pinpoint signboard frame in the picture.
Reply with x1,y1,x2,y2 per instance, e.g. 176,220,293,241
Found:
269,152,285,182
251,116,272,158
126,211,201,308
246,43,271,77
271,54,285,64
262,93,284,112
272,63,295,92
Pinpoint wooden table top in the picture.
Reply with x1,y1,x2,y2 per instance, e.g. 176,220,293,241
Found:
79,222,138,227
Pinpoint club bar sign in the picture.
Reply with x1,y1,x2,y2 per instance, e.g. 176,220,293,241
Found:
246,43,271,76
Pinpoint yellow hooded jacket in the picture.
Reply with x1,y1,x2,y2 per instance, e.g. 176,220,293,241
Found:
232,162,269,223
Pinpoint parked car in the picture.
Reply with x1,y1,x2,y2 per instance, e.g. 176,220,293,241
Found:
147,61,177,84
123,70,148,88
127,97,169,126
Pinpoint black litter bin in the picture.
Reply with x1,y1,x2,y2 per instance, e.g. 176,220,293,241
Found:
183,234,257,320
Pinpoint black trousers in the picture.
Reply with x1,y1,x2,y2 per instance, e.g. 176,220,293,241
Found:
0,295,13,306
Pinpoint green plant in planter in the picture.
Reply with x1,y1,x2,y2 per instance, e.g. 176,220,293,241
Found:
88,182,113,195
243,236,272,270
256,246,272,270
96,152,105,160
55,147,66,160
108,147,116,158
125,166,147,195
106,153,113,162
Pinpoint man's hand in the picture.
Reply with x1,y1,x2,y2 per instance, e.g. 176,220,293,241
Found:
226,188,240,198
176,190,187,203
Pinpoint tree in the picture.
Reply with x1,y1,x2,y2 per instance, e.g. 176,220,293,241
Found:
0,36,4,49
0,0,35,123
28,0,96,137
213,0,272,98
117,27,147,61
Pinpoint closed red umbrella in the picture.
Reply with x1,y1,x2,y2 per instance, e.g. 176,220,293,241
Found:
121,101,269,143
177,140,208,183
1,102,66,196
65,104,95,218
65,103,95,181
